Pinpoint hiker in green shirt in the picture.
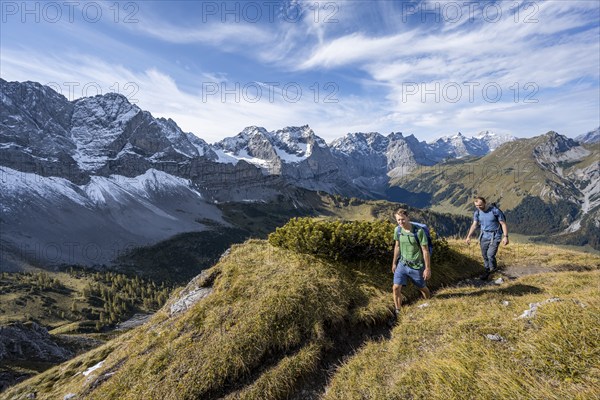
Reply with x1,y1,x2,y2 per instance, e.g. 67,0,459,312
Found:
391,209,431,316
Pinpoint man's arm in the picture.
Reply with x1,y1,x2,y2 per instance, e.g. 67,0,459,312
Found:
499,220,509,245
421,245,431,280
465,221,479,244
392,241,399,273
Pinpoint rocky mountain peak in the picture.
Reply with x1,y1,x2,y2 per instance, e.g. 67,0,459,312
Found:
539,131,577,150
4,79,68,105
533,131,590,165
0,80,225,179
575,127,600,145
273,125,326,149
387,131,405,141
330,132,388,155
216,126,276,161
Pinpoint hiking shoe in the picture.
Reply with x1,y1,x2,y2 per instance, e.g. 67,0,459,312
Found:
387,309,400,327
386,315,395,327
479,270,492,280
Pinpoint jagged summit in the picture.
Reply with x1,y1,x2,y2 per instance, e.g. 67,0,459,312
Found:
533,130,590,166
212,124,328,169
575,127,600,144
330,132,388,155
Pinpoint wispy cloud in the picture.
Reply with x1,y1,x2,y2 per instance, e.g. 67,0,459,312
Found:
286,0,599,137
130,19,273,47
0,49,380,143
1,0,597,141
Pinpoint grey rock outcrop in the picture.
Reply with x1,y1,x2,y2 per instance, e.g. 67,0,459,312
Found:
168,269,217,315
0,322,73,362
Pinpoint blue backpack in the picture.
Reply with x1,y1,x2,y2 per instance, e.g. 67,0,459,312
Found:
395,222,433,256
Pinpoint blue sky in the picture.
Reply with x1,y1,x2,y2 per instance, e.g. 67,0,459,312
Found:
1,0,599,143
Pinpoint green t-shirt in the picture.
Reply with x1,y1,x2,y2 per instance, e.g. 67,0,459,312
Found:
394,226,426,266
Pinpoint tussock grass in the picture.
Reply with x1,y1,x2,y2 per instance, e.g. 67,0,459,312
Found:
3,237,480,400
449,238,600,274
4,239,597,400
89,240,388,400
323,270,600,400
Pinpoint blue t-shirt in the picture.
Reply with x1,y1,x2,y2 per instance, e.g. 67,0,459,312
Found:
474,206,505,237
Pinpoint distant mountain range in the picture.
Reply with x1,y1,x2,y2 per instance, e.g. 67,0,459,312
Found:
393,131,600,248
1,79,598,270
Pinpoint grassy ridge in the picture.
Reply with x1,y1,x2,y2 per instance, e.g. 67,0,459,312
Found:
391,133,586,213
2,230,482,400
3,230,599,400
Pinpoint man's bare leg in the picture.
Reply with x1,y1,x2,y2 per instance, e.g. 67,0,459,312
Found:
393,284,403,311
419,286,431,300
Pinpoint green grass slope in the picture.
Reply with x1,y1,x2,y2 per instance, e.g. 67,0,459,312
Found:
392,132,590,214
0,270,169,331
392,132,600,249
0,270,171,393
324,270,599,400
3,223,598,400
2,219,481,400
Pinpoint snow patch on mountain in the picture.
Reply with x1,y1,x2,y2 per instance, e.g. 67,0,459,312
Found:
0,166,89,211
213,149,240,165
185,132,212,157
273,143,308,163
1,166,203,213
230,149,273,169
83,169,202,208
213,125,322,168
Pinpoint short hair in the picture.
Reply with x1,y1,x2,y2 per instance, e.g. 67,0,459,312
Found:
394,208,409,217
474,196,487,204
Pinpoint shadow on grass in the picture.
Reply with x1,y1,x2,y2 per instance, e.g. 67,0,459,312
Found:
435,283,543,299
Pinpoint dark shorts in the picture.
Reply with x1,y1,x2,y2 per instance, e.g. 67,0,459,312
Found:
393,260,426,288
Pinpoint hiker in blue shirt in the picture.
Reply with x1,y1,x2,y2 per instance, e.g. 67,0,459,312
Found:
465,197,509,280
391,209,431,316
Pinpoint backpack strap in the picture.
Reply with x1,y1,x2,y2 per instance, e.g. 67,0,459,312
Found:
491,206,500,218
411,226,428,258
412,225,422,249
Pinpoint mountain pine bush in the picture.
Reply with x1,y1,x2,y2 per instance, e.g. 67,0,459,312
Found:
268,217,450,265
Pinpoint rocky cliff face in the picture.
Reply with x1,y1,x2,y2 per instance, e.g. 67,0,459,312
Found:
0,322,103,392
0,322,73,391
0,79,223,185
